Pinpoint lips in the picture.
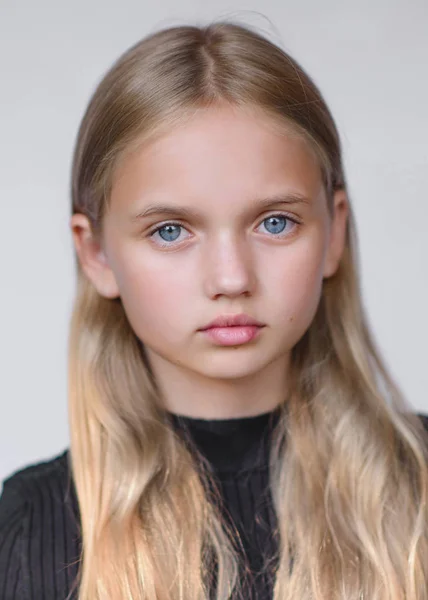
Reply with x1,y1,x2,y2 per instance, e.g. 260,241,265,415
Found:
200,314,265,330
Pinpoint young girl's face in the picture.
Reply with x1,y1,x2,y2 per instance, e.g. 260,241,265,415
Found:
75,104,347,384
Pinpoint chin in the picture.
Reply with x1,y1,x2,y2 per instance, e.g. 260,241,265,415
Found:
194,354,272,380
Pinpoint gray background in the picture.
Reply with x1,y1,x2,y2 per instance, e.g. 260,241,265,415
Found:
1,0,427,484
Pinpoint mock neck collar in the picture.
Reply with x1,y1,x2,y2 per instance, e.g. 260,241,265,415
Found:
167,405,283,475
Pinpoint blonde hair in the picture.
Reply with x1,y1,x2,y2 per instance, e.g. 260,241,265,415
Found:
68,20,428,600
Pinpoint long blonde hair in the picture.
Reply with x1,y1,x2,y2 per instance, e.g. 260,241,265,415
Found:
67,20,428,600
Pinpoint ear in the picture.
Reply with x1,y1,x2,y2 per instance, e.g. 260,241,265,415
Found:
70,213,120,299
323,189,349,279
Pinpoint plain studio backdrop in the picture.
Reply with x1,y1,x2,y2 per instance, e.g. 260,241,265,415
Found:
0,0,427,485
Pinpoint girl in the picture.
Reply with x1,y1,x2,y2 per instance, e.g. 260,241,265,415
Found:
1,19,427,600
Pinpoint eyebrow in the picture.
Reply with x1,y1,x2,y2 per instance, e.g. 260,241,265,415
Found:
130,192,311,222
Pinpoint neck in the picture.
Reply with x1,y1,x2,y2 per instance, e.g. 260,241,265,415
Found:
146,349,291,419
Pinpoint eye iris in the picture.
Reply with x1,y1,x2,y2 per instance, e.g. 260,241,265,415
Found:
159,224,181,242
264,216,286,234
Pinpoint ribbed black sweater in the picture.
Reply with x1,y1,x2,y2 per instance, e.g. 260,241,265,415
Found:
0,407,282,600
1,409,427,600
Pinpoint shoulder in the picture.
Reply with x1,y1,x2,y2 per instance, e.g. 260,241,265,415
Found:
0,449,77,523
2,449,70,492
0,450,81,599
417,412,428,432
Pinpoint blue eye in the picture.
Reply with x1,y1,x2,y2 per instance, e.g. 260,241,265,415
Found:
257,214,298,237
156,224,182,242
149,222,189,247
262,215,287,234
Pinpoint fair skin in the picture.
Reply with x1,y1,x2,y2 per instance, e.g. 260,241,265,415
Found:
71,104,348,419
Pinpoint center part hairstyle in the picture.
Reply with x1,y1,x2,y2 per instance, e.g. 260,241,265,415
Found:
68,20,428,600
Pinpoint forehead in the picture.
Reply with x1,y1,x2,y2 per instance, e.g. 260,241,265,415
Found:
110,105,324,216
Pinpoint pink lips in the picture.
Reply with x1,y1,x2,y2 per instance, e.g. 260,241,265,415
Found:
199,314,265,346
201,313,265,329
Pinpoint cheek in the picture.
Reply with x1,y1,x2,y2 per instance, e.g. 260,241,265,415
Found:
114,253,196,343
264,241,325,327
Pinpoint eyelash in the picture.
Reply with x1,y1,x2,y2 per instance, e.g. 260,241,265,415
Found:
147,213,301,248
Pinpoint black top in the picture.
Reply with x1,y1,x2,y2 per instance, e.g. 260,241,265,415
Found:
0,407,281,600
0,409,427,600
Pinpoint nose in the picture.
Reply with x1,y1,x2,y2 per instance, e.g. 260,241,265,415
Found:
203,234,257,299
